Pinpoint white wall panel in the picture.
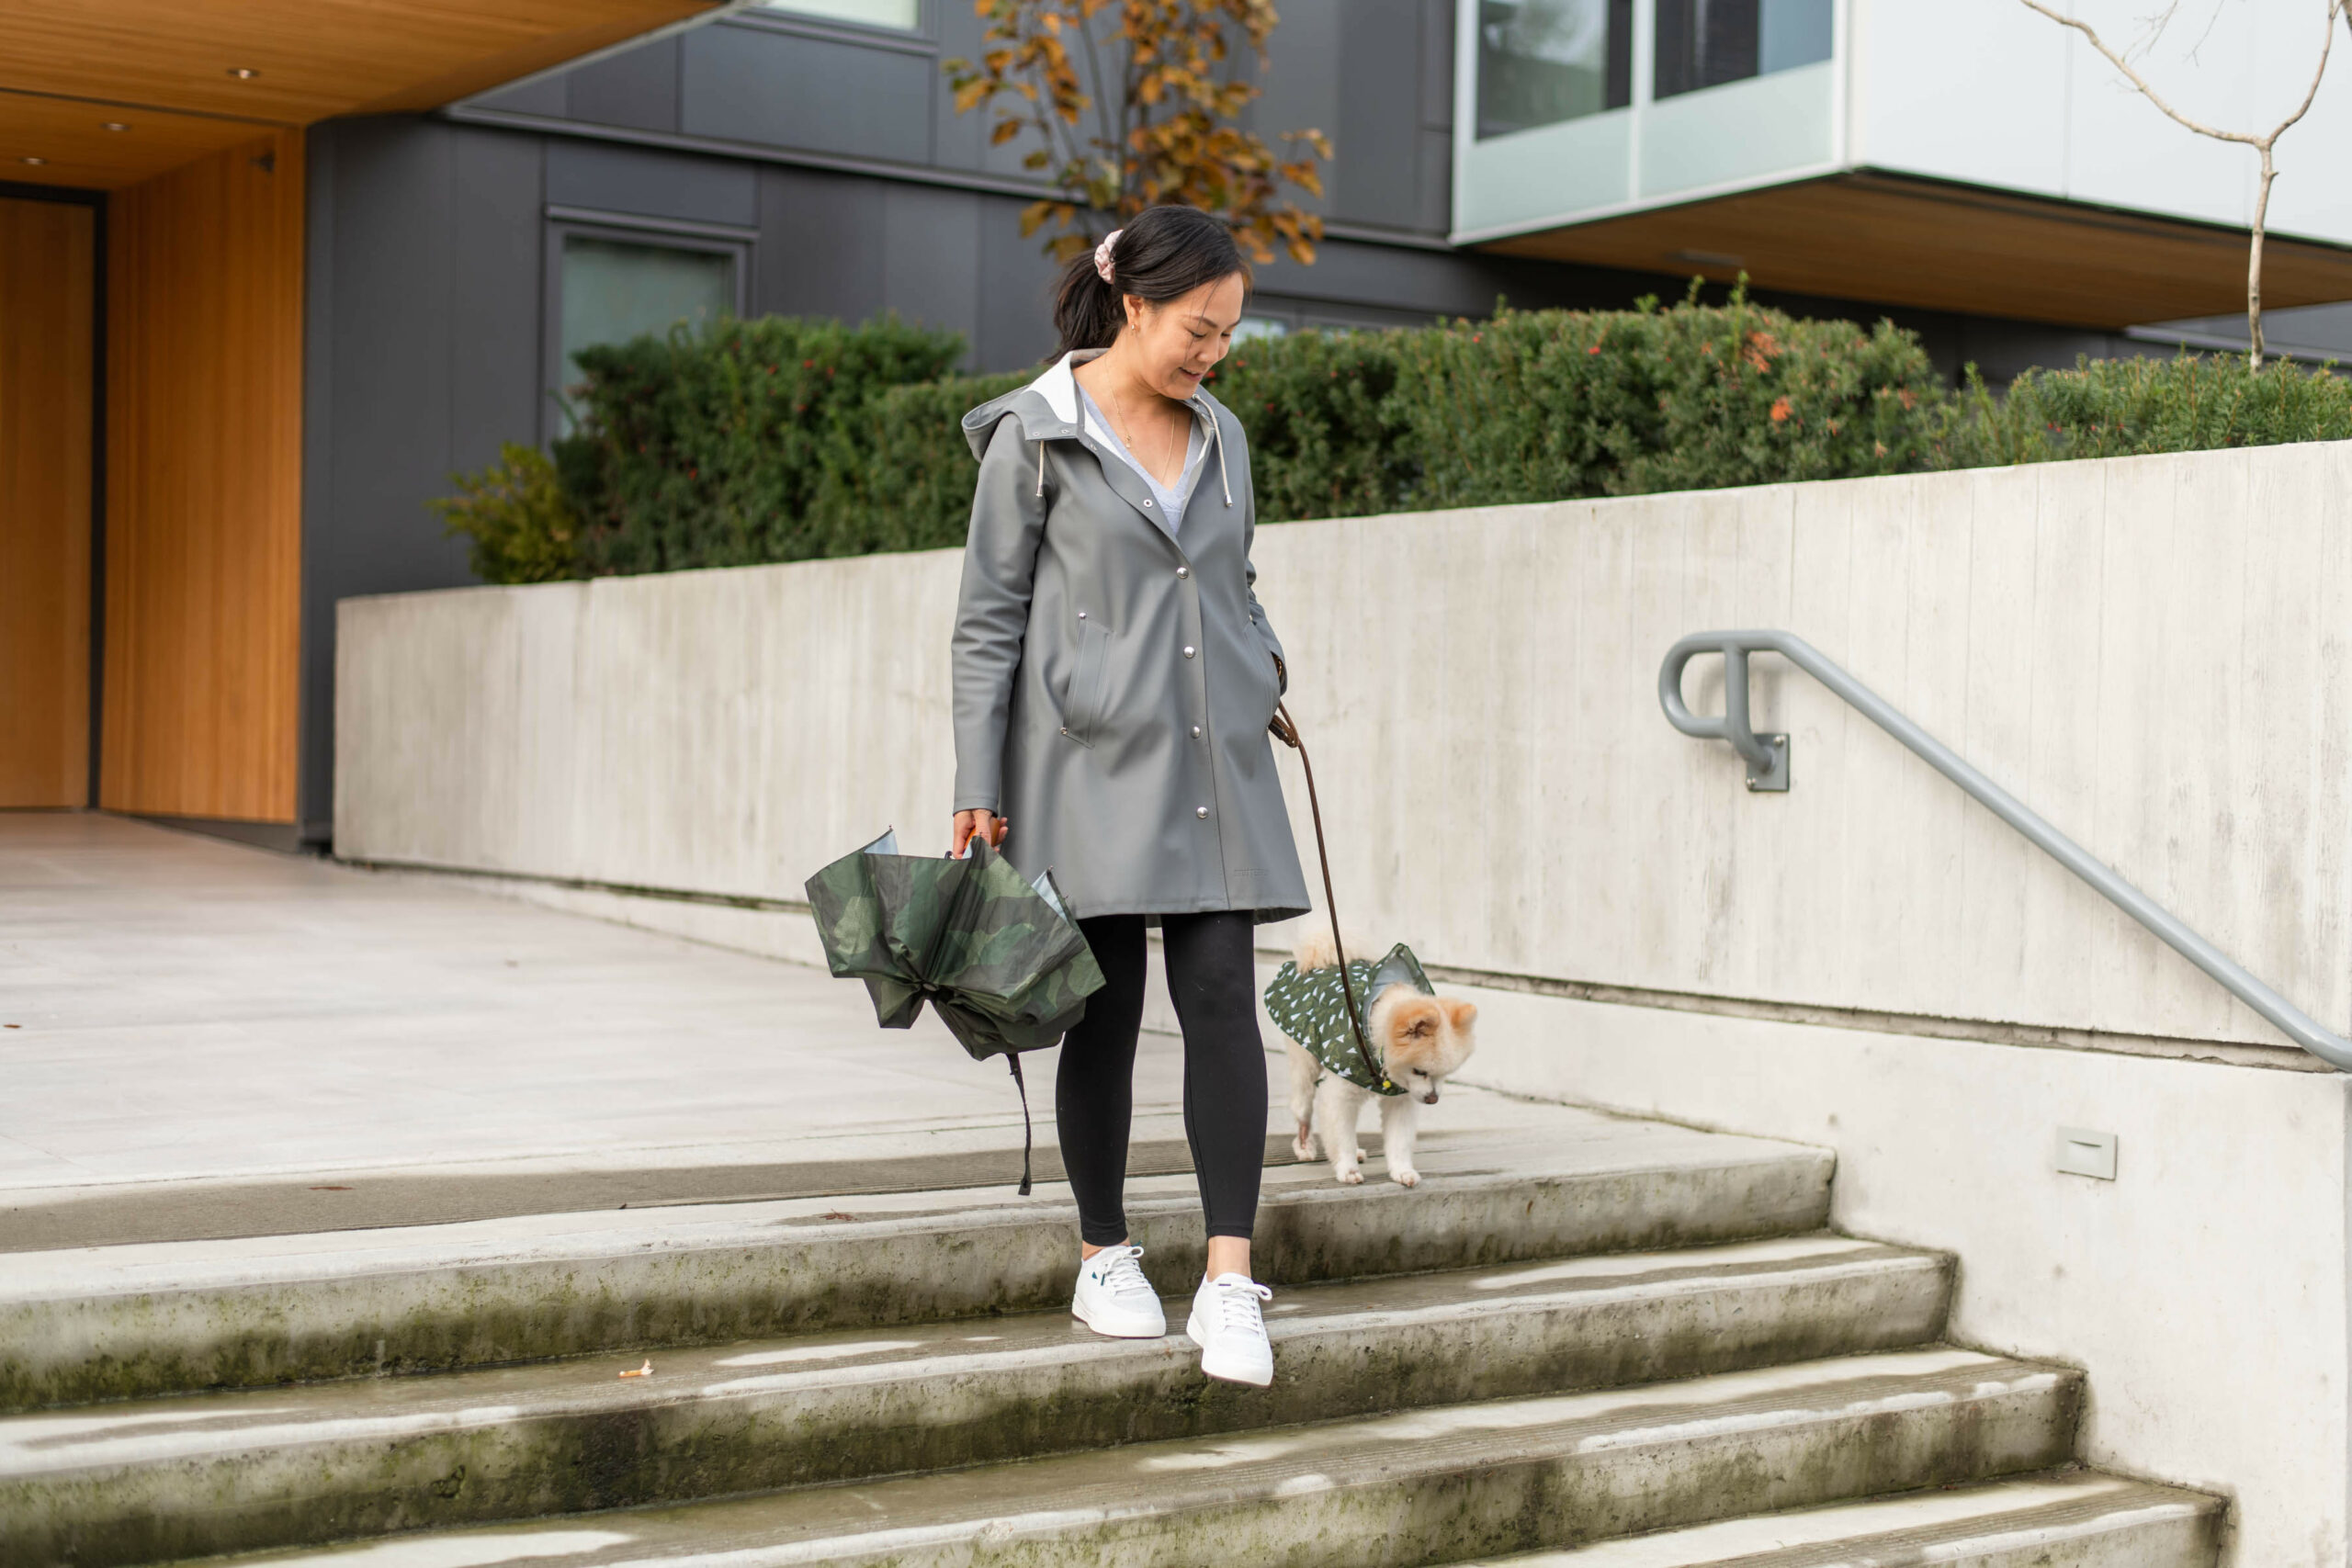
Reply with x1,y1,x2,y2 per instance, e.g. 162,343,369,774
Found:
341,439,2352,1055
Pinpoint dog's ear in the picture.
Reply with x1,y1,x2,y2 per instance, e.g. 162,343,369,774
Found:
1393,997,1440,1042
1443,998,1478,1031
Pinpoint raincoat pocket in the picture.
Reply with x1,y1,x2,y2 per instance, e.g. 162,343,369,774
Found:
1060,618,1112,748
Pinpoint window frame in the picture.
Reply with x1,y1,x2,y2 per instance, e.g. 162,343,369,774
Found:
540,212,753,445
730,0,933,51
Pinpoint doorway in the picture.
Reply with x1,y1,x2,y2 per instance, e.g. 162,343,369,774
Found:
0,190,98,808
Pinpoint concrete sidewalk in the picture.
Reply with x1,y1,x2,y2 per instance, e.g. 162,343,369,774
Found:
0,813,1573,1249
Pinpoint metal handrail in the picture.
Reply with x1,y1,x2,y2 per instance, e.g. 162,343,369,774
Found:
1659,629,2352,1072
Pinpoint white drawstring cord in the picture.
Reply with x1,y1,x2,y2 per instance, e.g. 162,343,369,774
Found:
1035,437,1046,498
1214,412,1232,506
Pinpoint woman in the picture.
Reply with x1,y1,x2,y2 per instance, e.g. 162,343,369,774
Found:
948,204,1309,1388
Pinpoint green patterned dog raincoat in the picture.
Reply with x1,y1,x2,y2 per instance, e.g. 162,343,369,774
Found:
1263,942,1434,1097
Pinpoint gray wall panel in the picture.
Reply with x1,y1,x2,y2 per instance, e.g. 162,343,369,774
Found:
1421,0,1455,129
1332,0,1426,230
1419,128,1452,234
882,183,983,347
448,135,547,463
974,196,1063,373
755,165,888,322
547,139,755,224
929,0,990,173
470,74,568,116
683,23,933,163
1244,0,1337,221
301,118,544,841
566,36,681,133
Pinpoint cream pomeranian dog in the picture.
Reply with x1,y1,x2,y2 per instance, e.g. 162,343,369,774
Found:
1275,931,1477,1187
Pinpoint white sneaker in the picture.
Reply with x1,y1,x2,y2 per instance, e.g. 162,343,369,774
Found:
1071,1244,1167,1337
1186,1272,1275,1387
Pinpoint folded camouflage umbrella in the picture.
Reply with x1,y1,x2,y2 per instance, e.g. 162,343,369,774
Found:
804,829,1104,1192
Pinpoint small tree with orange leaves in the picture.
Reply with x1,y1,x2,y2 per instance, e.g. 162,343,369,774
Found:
944,0,1332,265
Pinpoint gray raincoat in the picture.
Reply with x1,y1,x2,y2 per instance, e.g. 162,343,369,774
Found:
951,350,1310,925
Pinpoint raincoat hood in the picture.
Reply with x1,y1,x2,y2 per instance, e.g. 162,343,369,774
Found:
963,351,1237,507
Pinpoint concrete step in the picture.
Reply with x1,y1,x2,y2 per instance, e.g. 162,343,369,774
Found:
0,1235,1947,1567
1,1121,1832,1410
177,1348,2082,1568
1466,1470,2223,1566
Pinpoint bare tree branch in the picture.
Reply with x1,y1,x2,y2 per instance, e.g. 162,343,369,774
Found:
2018,0,2259,143
2018,0,2344,367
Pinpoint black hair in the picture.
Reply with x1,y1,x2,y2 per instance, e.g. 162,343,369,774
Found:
1051,205,1251,358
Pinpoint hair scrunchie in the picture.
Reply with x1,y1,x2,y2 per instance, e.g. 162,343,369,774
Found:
1092,229,1123,284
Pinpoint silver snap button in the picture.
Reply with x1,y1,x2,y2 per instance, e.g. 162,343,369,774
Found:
1182,646,1195,659
1060,728,1069,736
1142,499,1155,508
1191,725,1202,738
1195,807,1209,818
1077,610,1087,620
1176,566,1190,579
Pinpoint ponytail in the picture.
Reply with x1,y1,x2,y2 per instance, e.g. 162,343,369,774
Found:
1050,205,1251,358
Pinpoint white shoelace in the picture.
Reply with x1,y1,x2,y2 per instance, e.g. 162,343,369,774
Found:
1208,1275,1272,1336
1093,1245,1157,1303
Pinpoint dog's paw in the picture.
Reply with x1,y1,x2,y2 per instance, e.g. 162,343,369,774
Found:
1390,1168,1420,1188
1292,1134,1317,1162
1335,1167,1365,1186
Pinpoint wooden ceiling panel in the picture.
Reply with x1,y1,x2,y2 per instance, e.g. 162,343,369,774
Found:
1484,173,2352,330
0,94,276,189
0,0,720,188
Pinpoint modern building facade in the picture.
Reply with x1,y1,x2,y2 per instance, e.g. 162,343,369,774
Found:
6,0,2351,850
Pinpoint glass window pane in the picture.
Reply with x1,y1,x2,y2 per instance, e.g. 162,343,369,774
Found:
1758,0,1833,74
559,236,736,427
1656,0,1830,100
754,0,921,29
1476,0,1633,140
1655,0,1757,99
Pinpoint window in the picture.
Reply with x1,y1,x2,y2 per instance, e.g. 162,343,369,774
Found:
1654,0,1832,101
1476,0,1633,141
753,0,921,29
1234,317,1290,342
550,232,742,434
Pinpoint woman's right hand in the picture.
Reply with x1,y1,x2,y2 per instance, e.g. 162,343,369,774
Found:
950,810,1009,857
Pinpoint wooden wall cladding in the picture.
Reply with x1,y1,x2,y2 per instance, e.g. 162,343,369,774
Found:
0,197,96,808
103,130,304,823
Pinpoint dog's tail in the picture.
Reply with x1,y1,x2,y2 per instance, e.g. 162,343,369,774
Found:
1295,928,1348,972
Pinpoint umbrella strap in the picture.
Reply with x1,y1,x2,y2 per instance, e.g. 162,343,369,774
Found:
1006,1052,1034,1196
1270,702,1381,1089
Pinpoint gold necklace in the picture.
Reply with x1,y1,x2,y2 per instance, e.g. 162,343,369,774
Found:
1105,382,1182,485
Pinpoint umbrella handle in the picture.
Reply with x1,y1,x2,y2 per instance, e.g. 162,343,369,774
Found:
1006,1052,1034,1196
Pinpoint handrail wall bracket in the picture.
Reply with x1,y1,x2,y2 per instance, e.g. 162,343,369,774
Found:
1658,638,1789,792
1657,628,2352,1073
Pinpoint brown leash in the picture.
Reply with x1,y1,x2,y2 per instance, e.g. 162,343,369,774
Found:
1270,701,1381,1086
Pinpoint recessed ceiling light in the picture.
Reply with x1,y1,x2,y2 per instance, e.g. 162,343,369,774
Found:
19,155,46,165
227,66,260,79
101,121,130,132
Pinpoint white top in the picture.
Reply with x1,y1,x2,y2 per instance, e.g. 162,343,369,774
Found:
1076,382,1211,535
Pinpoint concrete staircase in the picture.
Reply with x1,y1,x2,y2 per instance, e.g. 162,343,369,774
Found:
0,1104,2222,1567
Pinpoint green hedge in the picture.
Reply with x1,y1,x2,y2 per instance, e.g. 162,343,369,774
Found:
437,295,2351,583
1941,352,2352,466
550,314,968,575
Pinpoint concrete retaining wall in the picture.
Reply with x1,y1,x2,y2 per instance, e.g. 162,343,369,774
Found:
339,441,2352,1567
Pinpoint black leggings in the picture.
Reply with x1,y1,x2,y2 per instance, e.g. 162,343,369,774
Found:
1056,910,1266,1245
